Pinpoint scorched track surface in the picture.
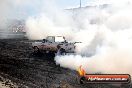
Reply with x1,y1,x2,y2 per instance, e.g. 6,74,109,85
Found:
0,39,131,88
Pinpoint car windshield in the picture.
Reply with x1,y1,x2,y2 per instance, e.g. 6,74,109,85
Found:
55,37,65,42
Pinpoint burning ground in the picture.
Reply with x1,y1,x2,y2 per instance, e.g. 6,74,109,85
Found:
0,39,131,88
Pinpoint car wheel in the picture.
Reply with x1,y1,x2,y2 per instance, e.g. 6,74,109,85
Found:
60,48,66,55
33,46,39,53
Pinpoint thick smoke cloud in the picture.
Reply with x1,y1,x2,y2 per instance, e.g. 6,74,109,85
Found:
0,0,44,38
0,0,17,28
26,0,75,40
0,0,13,29
0,0,42,29
25,0,132,76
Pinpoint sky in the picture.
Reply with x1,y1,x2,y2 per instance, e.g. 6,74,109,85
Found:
56,0,91,9
2,0,95,20
21,0,93,19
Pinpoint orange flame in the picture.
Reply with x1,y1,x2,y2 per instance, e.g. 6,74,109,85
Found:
78,65,86,76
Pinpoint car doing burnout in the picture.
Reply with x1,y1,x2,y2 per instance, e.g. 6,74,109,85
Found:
32,36,79,55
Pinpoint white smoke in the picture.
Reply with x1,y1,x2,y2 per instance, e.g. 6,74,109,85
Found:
26,0,132,75
0,0,42,38
0,0,74,38
26,0,75,40
0,0,26,28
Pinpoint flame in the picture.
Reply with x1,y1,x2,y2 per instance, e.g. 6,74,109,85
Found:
78,65,86,76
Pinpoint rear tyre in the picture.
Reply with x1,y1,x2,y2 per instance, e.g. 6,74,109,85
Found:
60,48,66,55
33,46,40,53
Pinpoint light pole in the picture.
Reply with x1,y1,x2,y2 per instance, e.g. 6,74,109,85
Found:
80,0,82,8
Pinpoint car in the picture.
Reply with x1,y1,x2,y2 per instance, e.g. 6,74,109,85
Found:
32,36,80,55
